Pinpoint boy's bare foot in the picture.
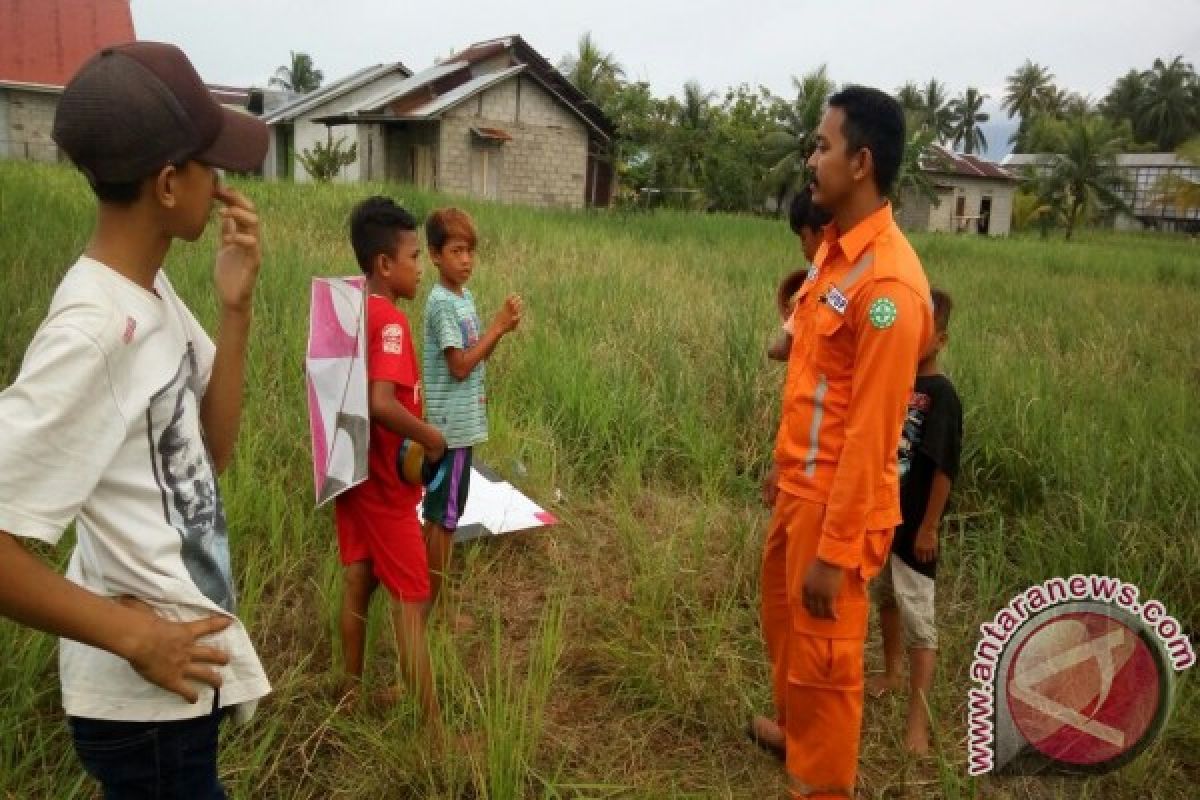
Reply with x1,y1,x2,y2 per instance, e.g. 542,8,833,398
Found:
866,672,904,699
903,727,931,757
904,712,931,756
745,715,786,761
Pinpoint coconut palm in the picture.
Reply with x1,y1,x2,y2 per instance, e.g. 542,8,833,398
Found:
919,79,954,142
1139,56,1199,151
1002,61,1055,122
764,65,835,209
895,81,924,115
1100,69,1146,127
673,81,717,187
949,88,990,155
559,32,624,107
892,125,941,208
270,51,323,94
1025,115,1131,239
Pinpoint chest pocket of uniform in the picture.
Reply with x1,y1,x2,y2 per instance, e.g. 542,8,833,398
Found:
813,302,851,375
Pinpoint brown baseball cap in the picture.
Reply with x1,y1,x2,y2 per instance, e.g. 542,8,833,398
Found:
53,41,268,184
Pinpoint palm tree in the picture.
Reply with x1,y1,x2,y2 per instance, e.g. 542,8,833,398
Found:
949,88,990,155
919,79,954,142
1139,56,1199,151
895,82,924,115
1100,69,1146,128
1027,115,1131,239
1003,61,1054,149
270,51,323,94
1003,61,1055,121
892,125,941,208
764,65,835,210
558,32,624,107
673,81,717,187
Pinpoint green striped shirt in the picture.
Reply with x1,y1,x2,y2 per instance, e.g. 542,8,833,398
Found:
422,284,488,448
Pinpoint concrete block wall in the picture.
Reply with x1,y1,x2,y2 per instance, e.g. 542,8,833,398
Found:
1,88,60,163
441,76,588,208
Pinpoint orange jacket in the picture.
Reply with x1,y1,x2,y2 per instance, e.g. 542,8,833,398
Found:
774,203,933,575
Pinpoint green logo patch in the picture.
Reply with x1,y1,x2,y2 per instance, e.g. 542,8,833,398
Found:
869,297,897,329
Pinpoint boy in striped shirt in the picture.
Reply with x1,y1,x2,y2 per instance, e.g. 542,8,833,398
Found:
422,208,522,605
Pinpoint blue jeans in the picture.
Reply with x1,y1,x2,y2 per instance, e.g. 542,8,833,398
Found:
68,705,227,800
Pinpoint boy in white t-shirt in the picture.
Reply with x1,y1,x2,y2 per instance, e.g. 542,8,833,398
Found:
0,43,270,798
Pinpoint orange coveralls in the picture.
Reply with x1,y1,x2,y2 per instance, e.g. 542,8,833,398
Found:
761,203,932,798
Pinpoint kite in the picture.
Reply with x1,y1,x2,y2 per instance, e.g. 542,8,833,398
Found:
442,462,558,543
305,276,369,506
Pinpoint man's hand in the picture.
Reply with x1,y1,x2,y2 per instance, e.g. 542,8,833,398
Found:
914,525,938,563
802,558,844,620
493,294,523,333
116,598,232,704
762,462,780,507
212,186,261,315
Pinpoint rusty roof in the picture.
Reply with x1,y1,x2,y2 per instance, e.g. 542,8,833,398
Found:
922,144,1016,182
0,0,136,86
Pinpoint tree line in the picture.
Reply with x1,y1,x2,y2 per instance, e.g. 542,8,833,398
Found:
559,35,1200,228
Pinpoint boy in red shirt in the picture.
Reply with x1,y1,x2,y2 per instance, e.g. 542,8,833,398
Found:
334,197,446,727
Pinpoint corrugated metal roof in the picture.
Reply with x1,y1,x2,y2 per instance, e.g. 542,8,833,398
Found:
264,62,410,124
923,144,1016,181
1006,152,1192,169
346,61,467,114
0,0,135,86
404,64,525,118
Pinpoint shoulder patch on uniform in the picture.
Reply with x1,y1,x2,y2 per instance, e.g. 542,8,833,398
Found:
868,297,898,329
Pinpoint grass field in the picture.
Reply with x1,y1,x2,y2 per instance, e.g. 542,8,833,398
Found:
0,160,1197,799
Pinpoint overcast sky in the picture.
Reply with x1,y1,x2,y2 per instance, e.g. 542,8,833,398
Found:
133,0,1199,157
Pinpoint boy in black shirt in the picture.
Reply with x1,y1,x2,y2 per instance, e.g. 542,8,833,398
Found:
867,288,962,756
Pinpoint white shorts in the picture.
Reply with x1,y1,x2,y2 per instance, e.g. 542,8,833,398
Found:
872,554,937,649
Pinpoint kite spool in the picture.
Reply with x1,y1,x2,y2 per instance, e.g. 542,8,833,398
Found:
397,439,445,488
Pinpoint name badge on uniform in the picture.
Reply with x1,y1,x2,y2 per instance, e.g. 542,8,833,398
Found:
825,286,848,315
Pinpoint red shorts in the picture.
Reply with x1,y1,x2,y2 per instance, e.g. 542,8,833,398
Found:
334,495,429,603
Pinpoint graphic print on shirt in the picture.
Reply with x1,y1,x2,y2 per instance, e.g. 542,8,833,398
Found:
147,343,234,612
459,314,481,348
897,390,932,481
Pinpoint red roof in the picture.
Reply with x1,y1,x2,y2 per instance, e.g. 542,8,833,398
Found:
0,0,136,87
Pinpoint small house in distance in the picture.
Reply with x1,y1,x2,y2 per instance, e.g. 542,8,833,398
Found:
263,35,616,209
896,145,1018,236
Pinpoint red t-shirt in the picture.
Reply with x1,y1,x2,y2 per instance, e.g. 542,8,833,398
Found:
339,294,423,513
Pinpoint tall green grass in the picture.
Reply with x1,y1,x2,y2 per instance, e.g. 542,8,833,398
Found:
0,161,1196,798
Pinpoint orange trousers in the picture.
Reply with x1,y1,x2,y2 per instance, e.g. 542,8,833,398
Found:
761,491,891,799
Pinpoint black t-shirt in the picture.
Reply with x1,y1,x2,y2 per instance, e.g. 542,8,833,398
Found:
893,373,962,578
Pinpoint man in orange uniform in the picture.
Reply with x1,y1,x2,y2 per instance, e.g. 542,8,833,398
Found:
758,86,934,798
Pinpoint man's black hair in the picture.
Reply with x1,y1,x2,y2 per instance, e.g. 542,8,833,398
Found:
788,186,833,235
349,195,417,273
828,86,906,194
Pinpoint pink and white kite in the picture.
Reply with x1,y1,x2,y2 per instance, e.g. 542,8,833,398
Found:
306,276,369,506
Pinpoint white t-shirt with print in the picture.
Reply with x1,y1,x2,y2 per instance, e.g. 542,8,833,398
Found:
0,256,270,722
